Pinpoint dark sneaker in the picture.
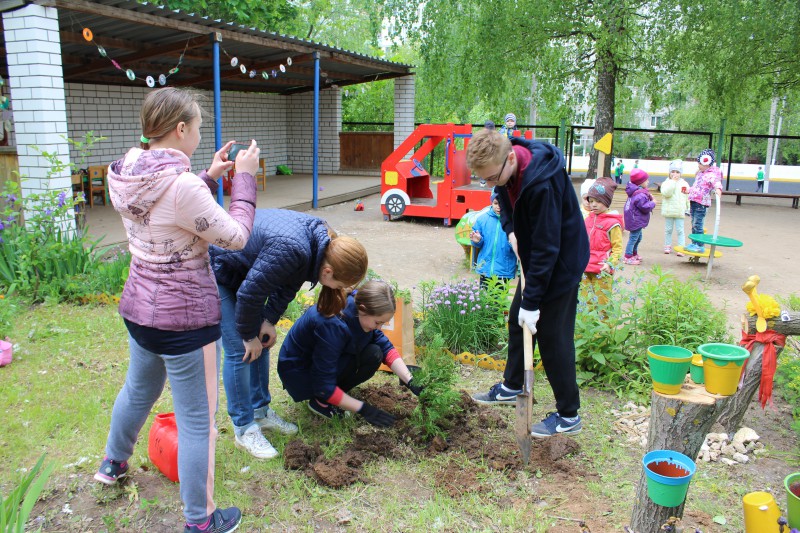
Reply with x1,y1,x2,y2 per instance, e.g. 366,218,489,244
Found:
184,507,242,533
471,382,522,405
93,456,129,485
307,399,347,419
530,412,582,438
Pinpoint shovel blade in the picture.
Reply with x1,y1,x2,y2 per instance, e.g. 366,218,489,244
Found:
515,392,532,465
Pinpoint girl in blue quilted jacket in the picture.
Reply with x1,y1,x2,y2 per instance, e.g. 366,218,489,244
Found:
209,209,368,460
278,280,421,427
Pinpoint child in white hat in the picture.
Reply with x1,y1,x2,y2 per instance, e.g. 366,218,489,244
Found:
660,159,690,256
499,113,517,139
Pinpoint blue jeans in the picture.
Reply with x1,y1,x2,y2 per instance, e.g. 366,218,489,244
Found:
219,284,271,437
689,202,707,247
625,228,643,256
105,335,221,523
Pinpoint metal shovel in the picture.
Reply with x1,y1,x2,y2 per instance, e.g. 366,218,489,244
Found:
515,272,535,464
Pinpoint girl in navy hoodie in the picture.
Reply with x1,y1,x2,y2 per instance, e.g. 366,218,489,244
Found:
623,168,656,265
278,280,420,426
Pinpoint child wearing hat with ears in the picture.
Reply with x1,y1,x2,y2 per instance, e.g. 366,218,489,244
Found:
623,168,656,265
499,113,518,139
686,149,722,253
660,159,690,256
583,177,624,305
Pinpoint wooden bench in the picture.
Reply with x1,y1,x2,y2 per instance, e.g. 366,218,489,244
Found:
721,190,800,209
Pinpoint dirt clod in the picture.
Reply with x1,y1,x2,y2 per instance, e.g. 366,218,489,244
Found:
284,439,322,470
311,450,368,488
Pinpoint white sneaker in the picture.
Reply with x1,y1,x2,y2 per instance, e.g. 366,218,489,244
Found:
235,425,278,459
257,407,298,435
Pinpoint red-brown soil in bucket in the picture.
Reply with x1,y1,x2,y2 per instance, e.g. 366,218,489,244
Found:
790,481,800,498
647,460,690,478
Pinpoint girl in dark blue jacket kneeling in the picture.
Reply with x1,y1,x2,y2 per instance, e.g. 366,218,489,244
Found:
278,281,421,427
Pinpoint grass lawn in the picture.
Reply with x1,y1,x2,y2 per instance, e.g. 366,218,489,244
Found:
1,302,798,532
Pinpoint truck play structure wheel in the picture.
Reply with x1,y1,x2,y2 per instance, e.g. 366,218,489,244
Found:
385,193,406,216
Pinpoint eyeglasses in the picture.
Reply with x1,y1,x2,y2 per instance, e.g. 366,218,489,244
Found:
484,153,511,183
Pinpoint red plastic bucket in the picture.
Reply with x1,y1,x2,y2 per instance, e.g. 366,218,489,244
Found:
148,412,179,482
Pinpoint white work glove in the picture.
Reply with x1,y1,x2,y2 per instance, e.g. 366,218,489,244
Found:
518,308,540,335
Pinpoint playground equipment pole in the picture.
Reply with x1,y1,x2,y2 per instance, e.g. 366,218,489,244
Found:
312,52,320,209
212,33,223,206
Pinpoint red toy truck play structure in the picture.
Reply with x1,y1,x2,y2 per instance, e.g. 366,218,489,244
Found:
380,124,485,226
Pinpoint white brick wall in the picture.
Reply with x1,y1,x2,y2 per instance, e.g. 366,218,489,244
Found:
394,76,416,150
3,4,72,202
64,85,343,176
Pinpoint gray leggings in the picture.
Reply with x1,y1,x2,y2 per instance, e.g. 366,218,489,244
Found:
103,335,221,523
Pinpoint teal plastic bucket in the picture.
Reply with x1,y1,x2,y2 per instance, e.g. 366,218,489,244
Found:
698,343,750,395
786,472,800,528
643,450,696,507
647,345,693,395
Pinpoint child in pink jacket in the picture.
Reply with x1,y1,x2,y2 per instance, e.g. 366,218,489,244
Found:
686,149,722,253
96,87,259,533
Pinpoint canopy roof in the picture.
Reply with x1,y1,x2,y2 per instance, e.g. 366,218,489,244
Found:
1,0,414,94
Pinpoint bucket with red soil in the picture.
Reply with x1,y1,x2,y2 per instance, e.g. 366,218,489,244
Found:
642,450,696,507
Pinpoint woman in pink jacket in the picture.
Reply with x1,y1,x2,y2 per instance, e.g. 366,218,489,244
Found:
94,87,258,533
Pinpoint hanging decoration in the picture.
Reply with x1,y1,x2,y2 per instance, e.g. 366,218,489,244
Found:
220,47,293,83
80,24,295,87
81,26,188,87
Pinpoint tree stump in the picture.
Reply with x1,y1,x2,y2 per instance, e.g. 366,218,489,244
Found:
630,382,733,533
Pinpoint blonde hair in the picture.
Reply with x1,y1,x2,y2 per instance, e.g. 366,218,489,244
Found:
317,232,368,316
140,87,207,149
466,128,512,171
355,280,396,316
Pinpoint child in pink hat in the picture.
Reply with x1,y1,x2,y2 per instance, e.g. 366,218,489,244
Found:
623,168,656,265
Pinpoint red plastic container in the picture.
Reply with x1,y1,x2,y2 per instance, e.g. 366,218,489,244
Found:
148,412,179,482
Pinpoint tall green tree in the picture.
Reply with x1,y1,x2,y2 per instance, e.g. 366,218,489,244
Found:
146,0,302,33
384,0,675,178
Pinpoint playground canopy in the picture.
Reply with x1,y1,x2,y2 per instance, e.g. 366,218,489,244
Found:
0,0,413,95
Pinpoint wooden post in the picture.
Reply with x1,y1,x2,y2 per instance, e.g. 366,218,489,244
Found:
380,297,416,367
630,383,733,532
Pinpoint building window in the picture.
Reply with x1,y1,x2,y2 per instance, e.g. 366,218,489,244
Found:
650,115,661,127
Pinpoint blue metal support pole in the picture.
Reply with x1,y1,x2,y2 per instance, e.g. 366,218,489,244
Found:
212,33,223,206
312,52,320,209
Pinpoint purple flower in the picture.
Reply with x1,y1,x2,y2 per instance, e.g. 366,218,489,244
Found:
6,194,16,204
459,310,466,315
44,208,53,217
57,191,67,208
0,222,3,231
6,215,13,222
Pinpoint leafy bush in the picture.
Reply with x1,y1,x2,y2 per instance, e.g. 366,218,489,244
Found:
417,278,507,355
575,266,732,400
0,293,19,339
775,351,800,437
0,454,53,532
0,134,128,303
410,336,463,439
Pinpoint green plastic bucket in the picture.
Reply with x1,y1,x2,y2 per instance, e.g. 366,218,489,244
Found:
698,343,750,396
643,450,696,507
786,472,800,528
647,345,693,395
689,354,704,384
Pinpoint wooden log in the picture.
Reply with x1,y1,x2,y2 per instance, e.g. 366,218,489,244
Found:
630,382,733,533
744,312,800,335
717,342,785,436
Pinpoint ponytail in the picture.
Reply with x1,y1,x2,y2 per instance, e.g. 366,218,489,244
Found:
316,231,368,316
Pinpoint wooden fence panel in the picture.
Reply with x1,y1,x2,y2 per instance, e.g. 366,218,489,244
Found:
339,132,393,170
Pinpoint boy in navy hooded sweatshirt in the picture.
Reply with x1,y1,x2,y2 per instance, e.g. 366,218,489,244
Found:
466,128,589,438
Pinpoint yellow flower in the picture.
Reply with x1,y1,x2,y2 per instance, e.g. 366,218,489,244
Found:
745,294,781,319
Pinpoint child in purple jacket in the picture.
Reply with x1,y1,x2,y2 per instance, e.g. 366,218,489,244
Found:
623,168,656,265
